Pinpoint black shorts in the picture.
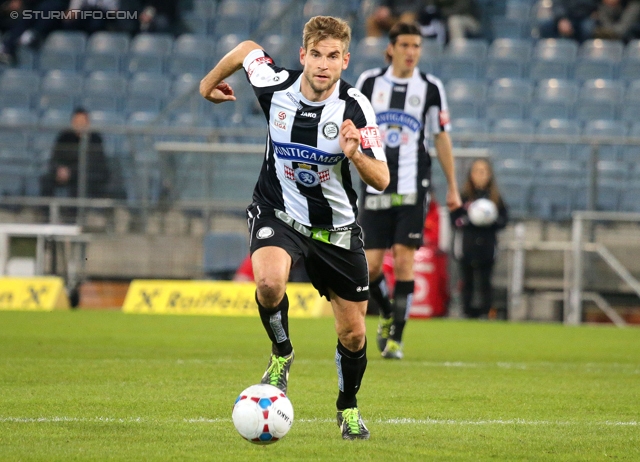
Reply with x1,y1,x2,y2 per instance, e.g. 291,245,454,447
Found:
359,194,430,250
246,203,369,302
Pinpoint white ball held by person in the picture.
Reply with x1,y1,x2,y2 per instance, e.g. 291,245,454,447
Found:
468,198,498,227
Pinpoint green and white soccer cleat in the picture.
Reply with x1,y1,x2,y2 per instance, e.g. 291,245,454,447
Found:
381,339,404,359
337,408,370,440
376,316,393,352
260,350,294,394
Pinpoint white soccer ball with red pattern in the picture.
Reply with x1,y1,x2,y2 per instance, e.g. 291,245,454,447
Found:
232,384,294,444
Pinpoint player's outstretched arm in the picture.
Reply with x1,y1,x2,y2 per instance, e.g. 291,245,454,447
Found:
200,40,263,103
340,120,390,192
433,131,462,211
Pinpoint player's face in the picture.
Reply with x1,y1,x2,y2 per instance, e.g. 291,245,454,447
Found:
300,38,349,101
388,34,421,76
470,160,491,190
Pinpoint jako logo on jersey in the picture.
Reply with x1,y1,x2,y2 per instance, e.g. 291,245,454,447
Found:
359,127,383,149
300,111,316,118
272,141,344,165
356,285,369,292
376,110,422,132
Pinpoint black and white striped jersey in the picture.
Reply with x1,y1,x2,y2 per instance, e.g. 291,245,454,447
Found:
355,65,451,197
241,49,386,230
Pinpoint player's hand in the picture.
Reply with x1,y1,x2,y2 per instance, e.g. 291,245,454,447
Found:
339,119,360,159
203,81,236,104
446,186,462,211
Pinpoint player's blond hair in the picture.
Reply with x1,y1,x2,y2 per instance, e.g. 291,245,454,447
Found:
302,16,351,53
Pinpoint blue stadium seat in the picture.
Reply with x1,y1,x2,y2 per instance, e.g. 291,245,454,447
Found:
38,31,86,72
210,0,257,36
574,39,624,81
84,32,129,73
350,37,387,77
620,39,640,82
421,39,444,61
215,34,249,61
621,79,640,123
531,78,578,121
450,117,490,134
499,177,531,218
203,232,249,279
169,34,215,76
529,39,578,80
39,70,83,112
574,79,623,122
90,110,126,127
446,79,487,119
485,79,533,120
532,118,581,161
82,72,127,112
490,118,535,159
0,165,30,196
575,119,627,161
530,179,575,220
125,73,171,114
620,186,640,212
0,108,36,152
182,11,208,36
621,122,640,163
127,33,173,74
34,109,71,155
485,38,532,79
491,16,530,40
439,39,487,80
0,69,39,110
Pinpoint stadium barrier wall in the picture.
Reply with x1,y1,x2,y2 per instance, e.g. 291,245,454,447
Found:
0,276,70,311
122,280,332,317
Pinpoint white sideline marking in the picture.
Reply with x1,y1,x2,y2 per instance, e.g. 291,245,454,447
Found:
1,417,637,427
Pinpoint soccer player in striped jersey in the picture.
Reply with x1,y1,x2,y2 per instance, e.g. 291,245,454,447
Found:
200,16,389,440
355,22,462,359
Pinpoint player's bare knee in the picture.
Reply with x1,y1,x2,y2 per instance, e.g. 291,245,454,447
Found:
255,278,286,308
338,326,366,352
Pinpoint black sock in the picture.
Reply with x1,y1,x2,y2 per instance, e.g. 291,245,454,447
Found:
335,339,367,410
390,280,414,342
256,292,293,356
370,274,393,318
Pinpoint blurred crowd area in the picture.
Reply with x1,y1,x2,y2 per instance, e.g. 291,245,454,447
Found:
0,0,640,226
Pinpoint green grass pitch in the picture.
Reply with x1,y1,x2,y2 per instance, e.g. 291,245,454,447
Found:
0,311,638,461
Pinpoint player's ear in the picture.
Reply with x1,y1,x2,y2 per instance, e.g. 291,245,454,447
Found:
342,51,350,70
299,46,306,66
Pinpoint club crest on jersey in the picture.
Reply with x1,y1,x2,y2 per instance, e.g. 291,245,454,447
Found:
409,95,421,106
359,126,383,149
322,122,339,140
256,227,275,239
284,165,329,187
272,141,343,165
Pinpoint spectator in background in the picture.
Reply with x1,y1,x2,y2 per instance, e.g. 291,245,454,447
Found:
593,0,640,41
0,0,36,33
0,0,67,64
366,0,419,37
40,107,110,200
538,0,599,42
451,159,508,319
136,0,182,35
420,0,483,41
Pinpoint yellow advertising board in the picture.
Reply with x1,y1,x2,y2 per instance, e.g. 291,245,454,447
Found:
0,277,70,311
122,280,332,318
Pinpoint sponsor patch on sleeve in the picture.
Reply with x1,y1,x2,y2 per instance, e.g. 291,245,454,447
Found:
359,126,383,149
247,56,274,77
439,110,450,127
